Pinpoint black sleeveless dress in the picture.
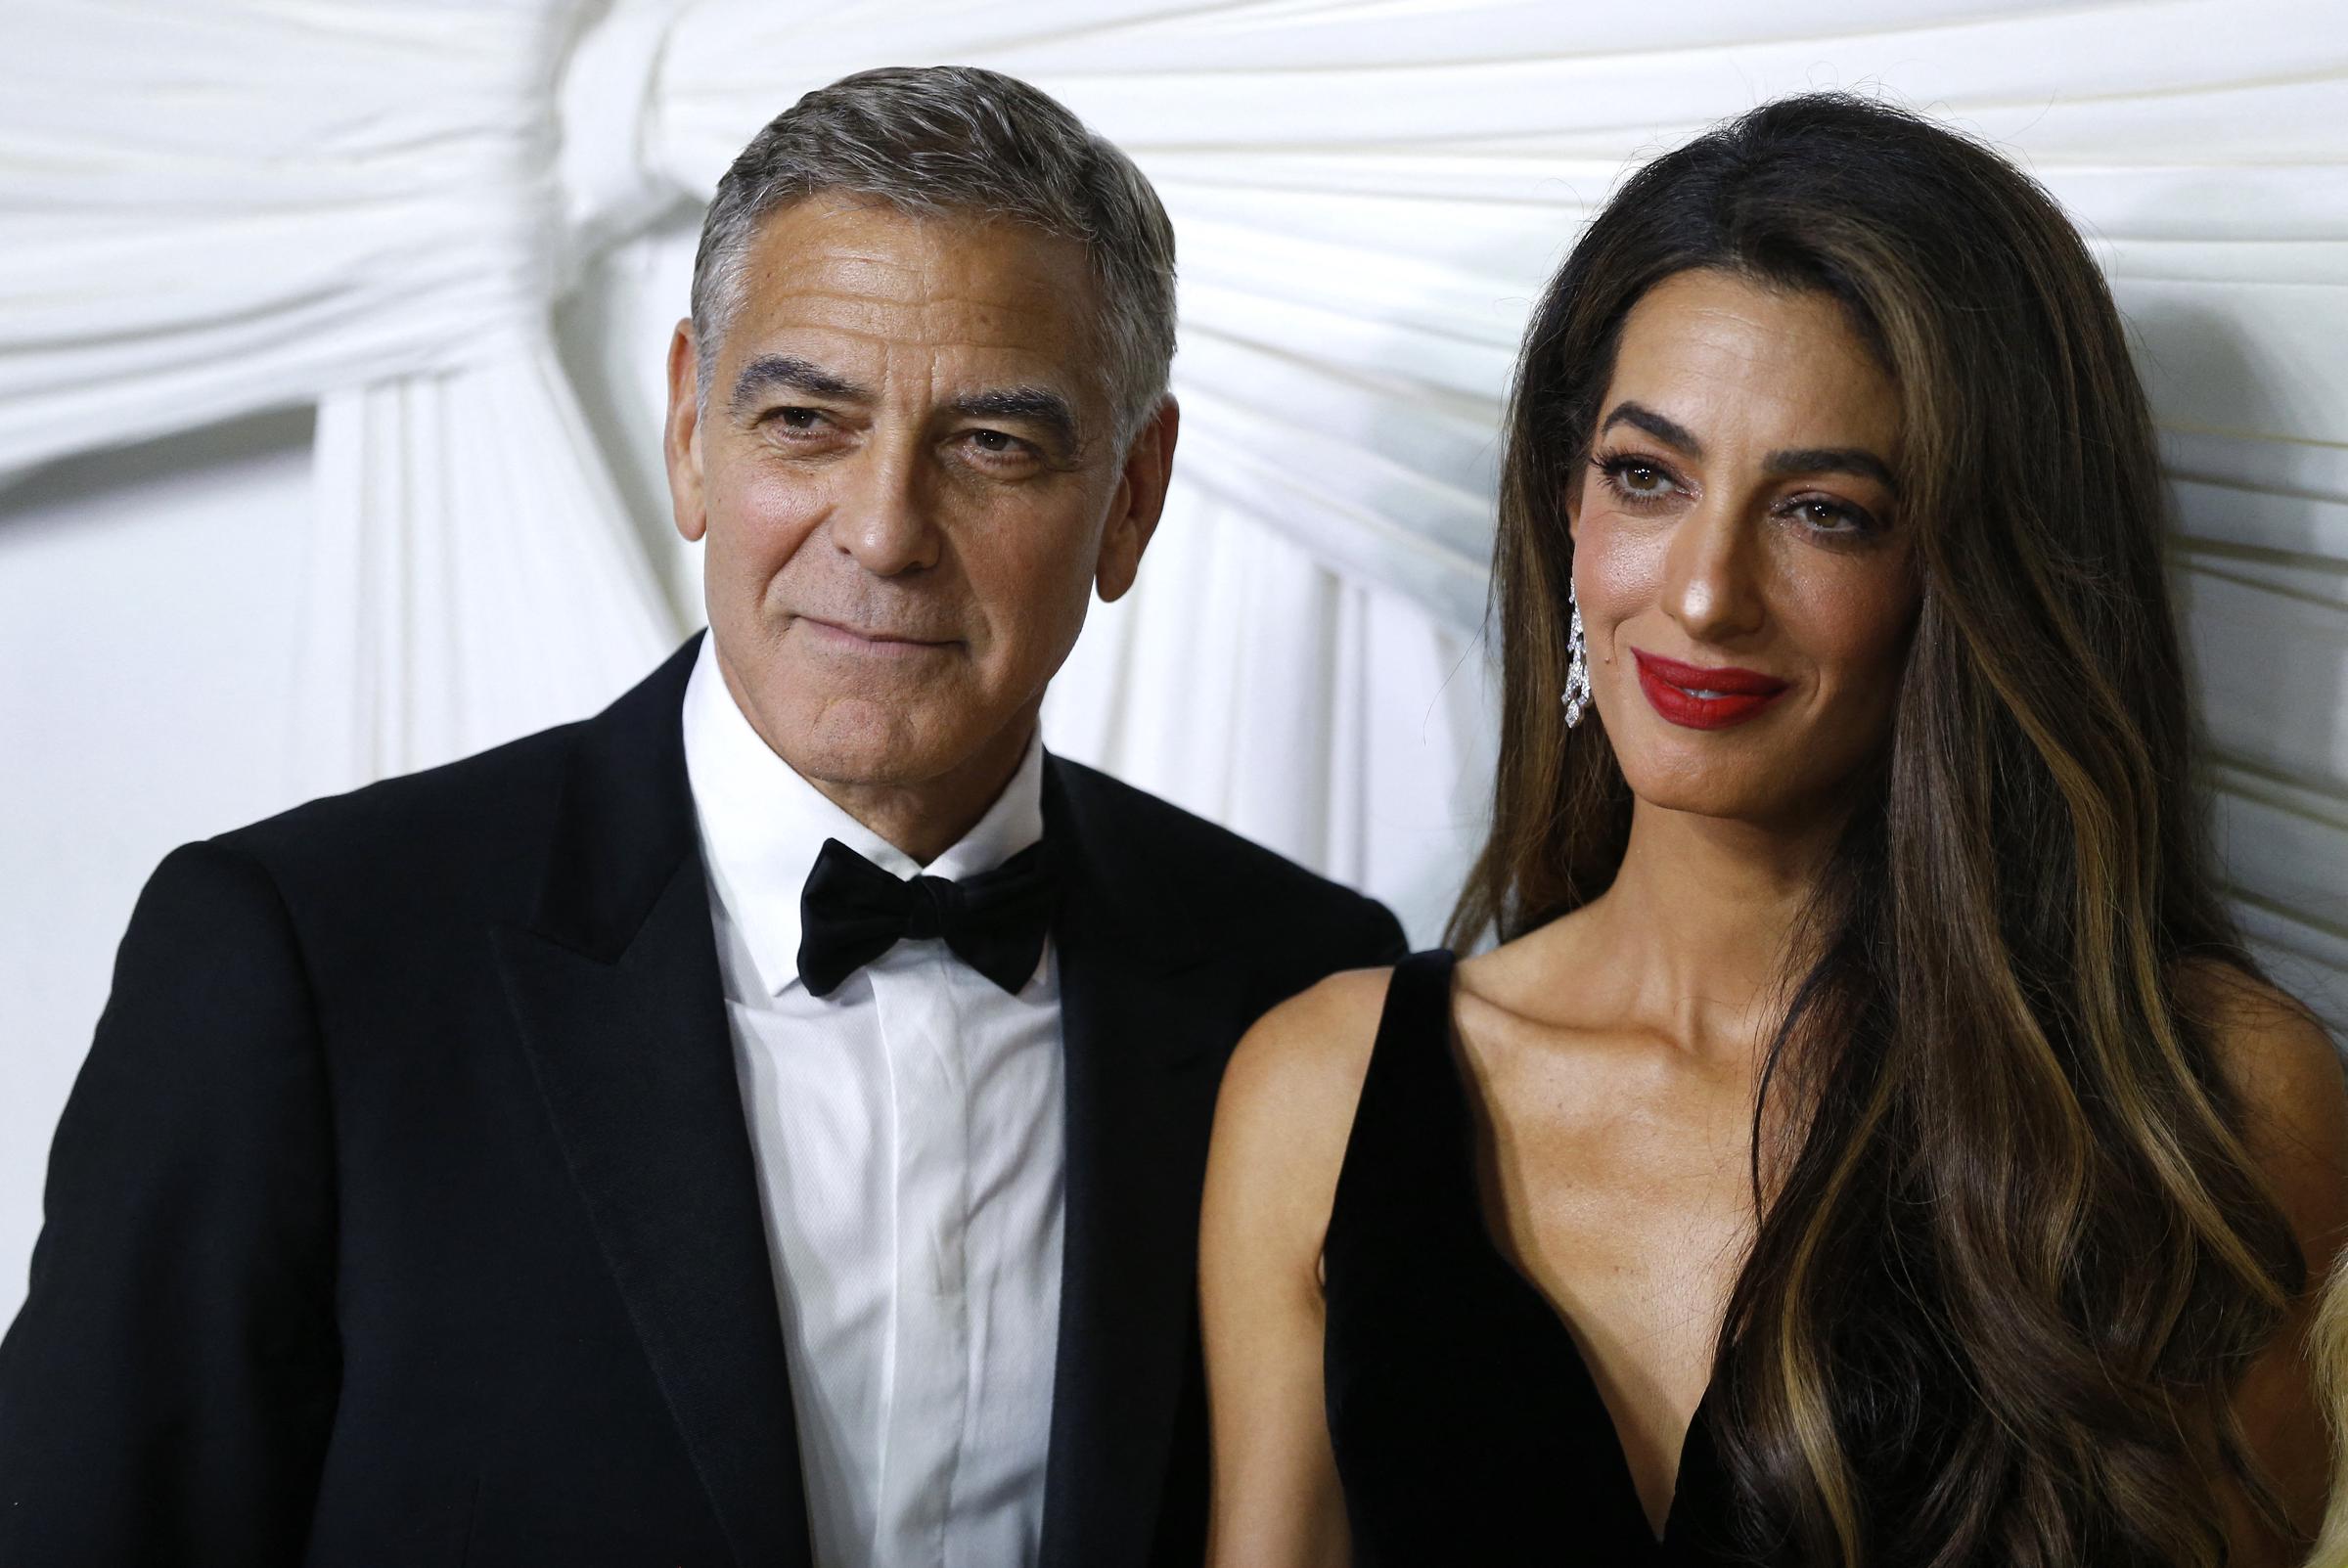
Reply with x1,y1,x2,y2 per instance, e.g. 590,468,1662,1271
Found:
1323,950,1745,1565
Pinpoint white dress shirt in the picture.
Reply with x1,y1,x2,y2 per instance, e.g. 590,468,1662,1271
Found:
681,638,1064,1568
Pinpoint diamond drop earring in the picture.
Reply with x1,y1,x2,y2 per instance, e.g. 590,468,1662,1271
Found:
1561,583,1592,728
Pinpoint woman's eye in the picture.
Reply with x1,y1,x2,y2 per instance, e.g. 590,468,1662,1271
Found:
1787,496,1878,535
1593,453,1678,506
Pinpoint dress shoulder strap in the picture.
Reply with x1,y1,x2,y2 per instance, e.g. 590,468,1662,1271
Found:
1323,948,1470,1249
1375,948,1460,1061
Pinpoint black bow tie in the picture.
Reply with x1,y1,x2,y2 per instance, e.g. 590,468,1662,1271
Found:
796,836,1058,999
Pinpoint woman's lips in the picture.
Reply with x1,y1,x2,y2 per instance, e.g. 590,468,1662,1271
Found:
1631,649,1790,730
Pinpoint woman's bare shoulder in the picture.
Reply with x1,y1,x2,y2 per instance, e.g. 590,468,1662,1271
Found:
1202,966,1404,1282
2175,962,2348,1546
1219,966,1398,1136
2180,963,2344,1135
2178,960,2348,1248
1207,969,1400,1232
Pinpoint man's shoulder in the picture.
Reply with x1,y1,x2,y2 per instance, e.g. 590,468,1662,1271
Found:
210,715,586,898
214,636,698,887
1047,754,1402,947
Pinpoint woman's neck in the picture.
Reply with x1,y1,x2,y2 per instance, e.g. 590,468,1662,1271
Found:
1574,797,1849,1068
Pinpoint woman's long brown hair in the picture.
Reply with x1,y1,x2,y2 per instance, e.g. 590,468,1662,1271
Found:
1453,93,2311,1565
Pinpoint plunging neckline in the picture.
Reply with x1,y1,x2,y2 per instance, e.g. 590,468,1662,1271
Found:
1433,951,1725,1548
1319,947,1743,1565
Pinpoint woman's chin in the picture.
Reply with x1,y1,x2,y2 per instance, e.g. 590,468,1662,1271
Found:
1616,757,1838,832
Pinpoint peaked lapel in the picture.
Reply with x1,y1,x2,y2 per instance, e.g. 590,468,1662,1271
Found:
1038,757,1236,1568
492,636,812,1568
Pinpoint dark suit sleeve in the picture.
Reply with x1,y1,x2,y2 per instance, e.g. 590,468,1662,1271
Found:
0,841,339,1566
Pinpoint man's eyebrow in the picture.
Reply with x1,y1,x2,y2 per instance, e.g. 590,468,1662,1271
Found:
1599,400,1702,456
1763,446,1899,494
951,385,1081,452
729,354,869,418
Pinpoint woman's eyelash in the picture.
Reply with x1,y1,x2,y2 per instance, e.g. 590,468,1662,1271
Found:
1781,496,1877,534
1589,450,1678,505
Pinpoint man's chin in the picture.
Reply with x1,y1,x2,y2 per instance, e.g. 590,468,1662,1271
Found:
770,718,987,794
722,650,1035,795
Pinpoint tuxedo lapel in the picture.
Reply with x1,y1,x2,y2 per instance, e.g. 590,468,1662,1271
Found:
1038,758,1232,1568
492,637,812,1568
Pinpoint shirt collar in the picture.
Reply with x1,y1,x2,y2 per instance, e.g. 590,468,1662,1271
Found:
680,634,1046,999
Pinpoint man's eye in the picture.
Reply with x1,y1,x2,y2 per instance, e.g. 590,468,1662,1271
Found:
962,428,1037,464
760,408,835,438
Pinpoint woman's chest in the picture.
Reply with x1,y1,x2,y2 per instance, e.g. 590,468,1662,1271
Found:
1471,1042,1760,1447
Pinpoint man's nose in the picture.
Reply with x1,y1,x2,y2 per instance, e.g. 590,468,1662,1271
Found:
831,432,942,576
1659,493,1766,645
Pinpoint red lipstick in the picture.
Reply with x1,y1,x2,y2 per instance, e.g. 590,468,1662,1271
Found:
1632,649,1789,731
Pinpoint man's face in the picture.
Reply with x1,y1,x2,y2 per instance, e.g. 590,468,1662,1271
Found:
664,197,1176,802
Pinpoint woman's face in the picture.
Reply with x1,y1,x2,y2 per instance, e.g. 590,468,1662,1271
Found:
1568,267,1921,829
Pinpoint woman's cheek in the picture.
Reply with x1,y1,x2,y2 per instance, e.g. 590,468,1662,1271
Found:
1777,550,1919,677
1574,507,1670,662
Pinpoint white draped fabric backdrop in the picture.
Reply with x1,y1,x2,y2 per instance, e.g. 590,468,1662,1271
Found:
3,0,2345,1323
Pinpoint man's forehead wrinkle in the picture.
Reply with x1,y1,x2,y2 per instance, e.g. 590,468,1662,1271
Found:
752,266,927,317
745,289,1078,359
756,241,1056,314
746,245,1082,337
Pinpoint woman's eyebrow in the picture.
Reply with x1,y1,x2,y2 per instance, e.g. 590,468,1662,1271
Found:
1603,401,1897,494
1764,446,1898,493
1600,400,1701,454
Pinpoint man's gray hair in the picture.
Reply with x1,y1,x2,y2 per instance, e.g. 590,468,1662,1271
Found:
691,66,1178,451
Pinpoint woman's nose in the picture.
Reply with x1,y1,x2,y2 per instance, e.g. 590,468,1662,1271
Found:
1659,495,1765,645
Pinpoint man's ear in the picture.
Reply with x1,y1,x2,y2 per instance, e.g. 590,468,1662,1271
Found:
663,320,708,545
1095,396,1180,605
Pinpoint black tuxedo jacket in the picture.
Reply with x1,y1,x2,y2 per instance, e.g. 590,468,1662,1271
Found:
0,638,1405,1567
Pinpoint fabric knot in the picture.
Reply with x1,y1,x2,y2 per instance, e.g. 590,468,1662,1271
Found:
554,0,687,279
796,837,1058,999
903,875,958,941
